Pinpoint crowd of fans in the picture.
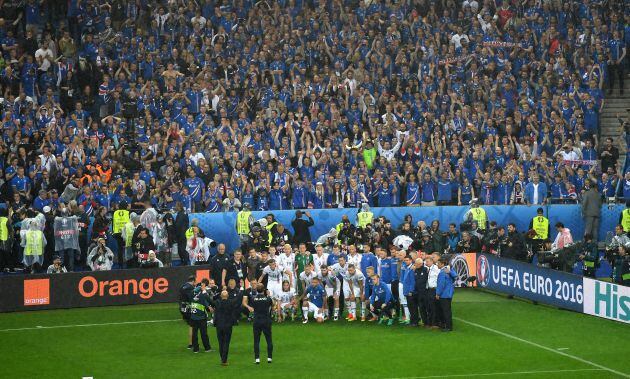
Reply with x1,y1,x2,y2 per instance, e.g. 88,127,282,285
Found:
0,0,628,220
0,0,629,280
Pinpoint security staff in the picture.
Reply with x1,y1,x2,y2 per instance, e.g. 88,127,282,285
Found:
529,208,550,252
464,198,487,230
189,279,212,353
245,284,274,364
413,258,429,327
236,204,253,248
357,203,374,228
112,201,130,267
619,202,630,236
180,275,196,349
0,208,14,272
212,290,240,366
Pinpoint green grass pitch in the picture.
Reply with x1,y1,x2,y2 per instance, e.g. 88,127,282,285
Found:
1,289,629,379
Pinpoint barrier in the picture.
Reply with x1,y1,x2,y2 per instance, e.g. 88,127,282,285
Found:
476,253,584,312
192,204,625,253
583,278,630,323
1,265,213,313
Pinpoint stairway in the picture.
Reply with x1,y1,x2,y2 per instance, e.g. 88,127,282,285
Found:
599,75,630,172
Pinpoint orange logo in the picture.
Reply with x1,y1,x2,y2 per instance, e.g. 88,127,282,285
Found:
195,270,210,283
24,279,50,306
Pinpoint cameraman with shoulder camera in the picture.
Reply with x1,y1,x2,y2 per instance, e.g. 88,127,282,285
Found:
87,237,114,271
456,231,481,254
46,255,67,274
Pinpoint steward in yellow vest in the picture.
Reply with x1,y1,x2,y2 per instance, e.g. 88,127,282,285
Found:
465,199,487,230
357,203,374,228
0,209,14,254
236,205,252,235
620,205,630,236
21,219,46,269
529,208,550,240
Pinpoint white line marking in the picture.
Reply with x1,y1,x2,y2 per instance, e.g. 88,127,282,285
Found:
557,348,569,351
0,319,180,332
454,317,630,378
386,368,605,379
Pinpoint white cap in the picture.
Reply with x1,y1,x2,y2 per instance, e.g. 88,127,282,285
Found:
43,206,51,213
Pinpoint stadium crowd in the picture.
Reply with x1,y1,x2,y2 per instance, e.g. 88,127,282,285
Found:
0,0,629,279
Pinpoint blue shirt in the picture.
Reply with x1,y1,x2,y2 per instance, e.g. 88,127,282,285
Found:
306,284,325,308
370,282,392,304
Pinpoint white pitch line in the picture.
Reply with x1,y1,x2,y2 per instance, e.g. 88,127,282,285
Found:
557,348,569,351
454,317,630,378
0,319,180,332
386,368,604,379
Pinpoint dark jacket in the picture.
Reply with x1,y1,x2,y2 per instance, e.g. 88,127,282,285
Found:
209,253,230,284
414,265,429,294
581,187,602,218
174,211,189,242
291,216,314,244
502,231,526,261
211,297,240,328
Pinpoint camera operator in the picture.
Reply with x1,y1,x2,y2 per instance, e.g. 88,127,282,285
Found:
316,228,339,251
501,223,527,262
46,255,67,274
337,218,357,246
419,230,441,254
270,223,292,247
444,223,460,253
247,226,270,253
606,224,630,254
579,233,599,278
87,237,114,271
140,251,163,268
133,227,156,266
455,231,481,254
481,221,500,254
611,246,630,286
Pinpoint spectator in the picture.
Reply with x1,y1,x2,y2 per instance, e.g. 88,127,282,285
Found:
581,180,602,239
291,210,314,245
525,175,548,205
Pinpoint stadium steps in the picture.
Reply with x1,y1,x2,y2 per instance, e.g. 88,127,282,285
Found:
599,76,630,171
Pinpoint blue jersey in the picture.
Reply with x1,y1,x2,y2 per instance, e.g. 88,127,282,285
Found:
379,257,393,284
406,183,420,205
370,282,392,304
306,284,325,308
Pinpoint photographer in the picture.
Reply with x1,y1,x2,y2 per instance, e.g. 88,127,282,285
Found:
501,224,527,262
606,225,630,254
247,226,270,253
270,223,292,247
141,251,164,268
87,238,115,271
579,233,599,278
315,228,339,250
337,218,357,246
47,255,67,274
455,231,481,254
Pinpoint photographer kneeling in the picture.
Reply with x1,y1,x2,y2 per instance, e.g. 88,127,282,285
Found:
87,238,115,271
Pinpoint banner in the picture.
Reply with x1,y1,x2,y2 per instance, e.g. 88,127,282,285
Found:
1,265,212,313
583,278,630,323
476,253,584,312
482,41,518,48
449,253,477,287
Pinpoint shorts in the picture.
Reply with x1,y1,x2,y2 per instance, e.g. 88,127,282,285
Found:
342,283,361,299
280,302,294,310
268,281,282,298
325,287,334,297
305,302,323,319
398,282,407,305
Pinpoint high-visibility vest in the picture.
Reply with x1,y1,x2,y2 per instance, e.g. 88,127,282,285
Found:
266,221,277,243
470,208,487,230
24,230,43,256
0,217,8,241
113,209,130,234
237,211,251,234
124,222,134,247
357,211,374,228
185,227,195,240
532,216,549,240
622,209,630,233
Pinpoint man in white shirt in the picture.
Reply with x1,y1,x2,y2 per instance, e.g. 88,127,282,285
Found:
312,244,329,275
277,244,296,286
450,27,470,49
425,256,441,328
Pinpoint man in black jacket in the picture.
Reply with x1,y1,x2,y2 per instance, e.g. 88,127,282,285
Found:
245,284,274,364
413,257,429,326
174,202,189,265
210,244,230,288
291,210,314,246
503,223,527,261
212,290,240,366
